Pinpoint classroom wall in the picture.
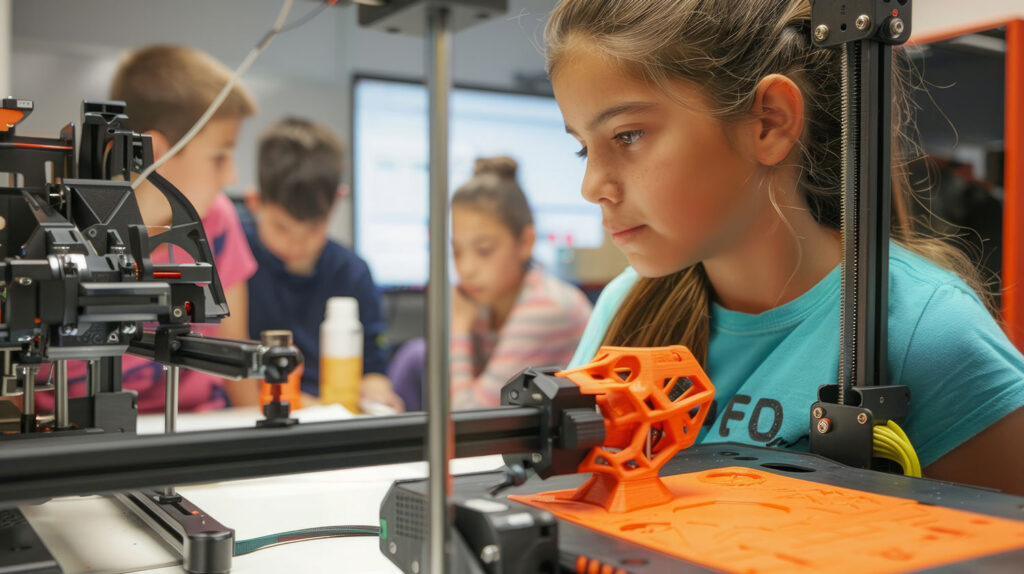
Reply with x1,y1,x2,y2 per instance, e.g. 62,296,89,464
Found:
8,0,553,245
9,0,1024,245
912,0,1024,40
0,0,9,97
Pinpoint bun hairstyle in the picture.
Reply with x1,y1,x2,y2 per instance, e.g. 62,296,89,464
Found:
473,156,518,180
452,156,534,238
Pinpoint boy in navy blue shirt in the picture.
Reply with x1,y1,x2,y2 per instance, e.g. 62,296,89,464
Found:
244,117,403,411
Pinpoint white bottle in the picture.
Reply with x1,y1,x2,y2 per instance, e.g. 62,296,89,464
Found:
320,297,363,412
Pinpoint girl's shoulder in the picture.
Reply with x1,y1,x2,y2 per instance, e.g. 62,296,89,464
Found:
887,243,989,320
889,243,977,294
885,242,1017,383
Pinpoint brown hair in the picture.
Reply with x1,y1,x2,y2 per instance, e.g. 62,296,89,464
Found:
110,45,257,144
545,0,990,362
258,117,344,221
451,156,534,237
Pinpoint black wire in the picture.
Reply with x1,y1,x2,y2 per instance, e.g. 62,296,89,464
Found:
278,0,335,35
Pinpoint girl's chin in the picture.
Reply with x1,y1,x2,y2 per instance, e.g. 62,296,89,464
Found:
628,255,691,279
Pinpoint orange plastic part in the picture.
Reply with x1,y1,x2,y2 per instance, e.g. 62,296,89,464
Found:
513,466,1024,574
554,346,714,512
574,555,625,574
259,362,303,412
0,108,25,132
1005,20,1024,350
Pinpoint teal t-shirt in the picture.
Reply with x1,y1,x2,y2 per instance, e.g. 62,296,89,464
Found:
569,243,1024,466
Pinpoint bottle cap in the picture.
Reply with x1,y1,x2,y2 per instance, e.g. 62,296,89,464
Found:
260,329,293,347
326,297,359,322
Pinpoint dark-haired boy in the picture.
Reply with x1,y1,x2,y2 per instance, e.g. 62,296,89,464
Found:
244,117,403,411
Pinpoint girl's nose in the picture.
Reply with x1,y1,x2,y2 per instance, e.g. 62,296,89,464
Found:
580,158,622,205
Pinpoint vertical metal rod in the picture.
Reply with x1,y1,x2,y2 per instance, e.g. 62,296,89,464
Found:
54,360,68,429
20,366,36,433
163,365,179,497
21,367,35,415
426,6,453,574
88,359,101,397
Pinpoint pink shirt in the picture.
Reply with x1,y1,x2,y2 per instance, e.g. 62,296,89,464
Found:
450,269,592,409
36,194,257,413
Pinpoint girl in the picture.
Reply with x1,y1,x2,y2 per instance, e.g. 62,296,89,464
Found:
389,157,593,410
547,0,1024,494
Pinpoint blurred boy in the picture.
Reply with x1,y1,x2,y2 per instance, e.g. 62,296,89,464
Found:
244,117,403,411
36,45,260,413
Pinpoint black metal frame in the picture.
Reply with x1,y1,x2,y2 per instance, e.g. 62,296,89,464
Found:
809,0,914,468
0,408,541,506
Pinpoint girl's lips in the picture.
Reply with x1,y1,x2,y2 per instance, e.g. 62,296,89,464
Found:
609,225,645,246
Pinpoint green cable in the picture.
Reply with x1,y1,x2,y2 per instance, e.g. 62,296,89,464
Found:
234,525,380,556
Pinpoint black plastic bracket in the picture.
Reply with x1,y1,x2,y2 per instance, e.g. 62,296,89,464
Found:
810,383,910,468
500,367,604,478
810,0,912,48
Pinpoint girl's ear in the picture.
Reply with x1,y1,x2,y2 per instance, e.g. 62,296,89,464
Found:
747,74,805,167
518,224,537,263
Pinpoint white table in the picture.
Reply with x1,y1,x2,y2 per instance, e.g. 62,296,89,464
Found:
19,406,504,574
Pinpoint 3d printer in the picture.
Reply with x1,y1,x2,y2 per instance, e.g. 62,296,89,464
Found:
0,98,302,573
0,0,1022,573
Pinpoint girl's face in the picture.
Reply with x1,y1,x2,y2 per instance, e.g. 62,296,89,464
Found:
451,206,533,306
552,42,769,278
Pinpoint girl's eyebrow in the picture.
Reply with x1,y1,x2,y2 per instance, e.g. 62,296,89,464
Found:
564,101,658,135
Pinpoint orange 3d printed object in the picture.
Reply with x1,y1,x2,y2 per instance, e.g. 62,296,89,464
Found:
510,346,1024,574
550,346,714,512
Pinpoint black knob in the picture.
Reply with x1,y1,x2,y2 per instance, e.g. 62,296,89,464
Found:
559,407,605,450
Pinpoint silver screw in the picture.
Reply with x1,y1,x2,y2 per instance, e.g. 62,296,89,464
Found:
17,277,32,286
411,560,420,574
107,332,119,343
889,18,905,39
531,452,543,464
509,389,519,400
480,544,501,564
531,392,543,402
817,418,832,434
857,413,868,424
276,357,290,368
388,541,397,554
172,308,184,318
121,324,137,335
814,24,829,42
856,14,871,31
812,407,823,419
17,335,31,343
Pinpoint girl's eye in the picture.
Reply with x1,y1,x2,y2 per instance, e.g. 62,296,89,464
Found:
477,248,493,258
574,129,643,159
614,129,644,146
